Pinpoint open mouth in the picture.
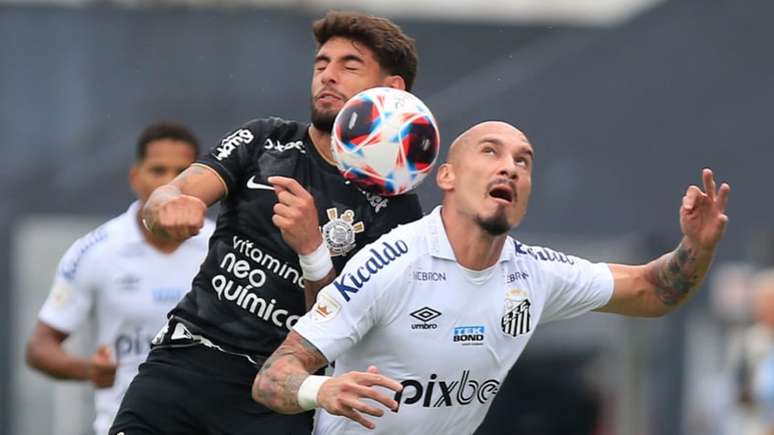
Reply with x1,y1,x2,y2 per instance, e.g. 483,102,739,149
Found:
488,185,514,203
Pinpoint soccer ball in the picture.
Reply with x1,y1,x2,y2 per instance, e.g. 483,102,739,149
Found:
331,87,440,196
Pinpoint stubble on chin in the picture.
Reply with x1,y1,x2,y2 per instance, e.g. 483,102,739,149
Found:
310,101,336,133
474,211,510,236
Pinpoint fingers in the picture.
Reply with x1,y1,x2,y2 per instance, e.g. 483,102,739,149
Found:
341,395,386,418
717,182,730,212
268,176,312,199
702,168,716,201
348,383,399,412
154,195,206,240
355,372,404,393
95,345,113,362
682,186,705,211
336,405,377,430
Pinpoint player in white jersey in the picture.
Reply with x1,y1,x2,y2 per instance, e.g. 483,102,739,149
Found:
25,123,214,435
251,121,731,434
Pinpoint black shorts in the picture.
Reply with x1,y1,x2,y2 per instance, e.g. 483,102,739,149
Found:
110,345,313,435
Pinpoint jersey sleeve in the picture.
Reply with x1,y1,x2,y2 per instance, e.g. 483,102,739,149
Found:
38,229,106,333
293,236,410,362
196,118,277,194
538,251,614,325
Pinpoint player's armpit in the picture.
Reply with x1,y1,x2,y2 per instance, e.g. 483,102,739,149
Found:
251,331,329,413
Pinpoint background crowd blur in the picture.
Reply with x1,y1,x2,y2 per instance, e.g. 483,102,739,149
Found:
1,0,772,434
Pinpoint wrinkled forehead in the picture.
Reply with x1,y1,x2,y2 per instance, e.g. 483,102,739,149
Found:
449,122,533,162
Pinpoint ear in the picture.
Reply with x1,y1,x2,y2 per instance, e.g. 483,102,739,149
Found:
383,75,406,91
128,165,141,196
436,163,455,192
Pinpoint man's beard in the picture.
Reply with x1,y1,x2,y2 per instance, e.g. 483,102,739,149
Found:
475,211,510,236
310,100,336,133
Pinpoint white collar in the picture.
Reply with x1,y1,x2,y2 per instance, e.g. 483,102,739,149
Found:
425,206,514,264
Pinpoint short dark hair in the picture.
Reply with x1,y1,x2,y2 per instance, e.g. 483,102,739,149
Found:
136,122,200,161
312,11,418,91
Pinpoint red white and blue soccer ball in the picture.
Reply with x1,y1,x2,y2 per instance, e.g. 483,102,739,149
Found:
332,87,440,196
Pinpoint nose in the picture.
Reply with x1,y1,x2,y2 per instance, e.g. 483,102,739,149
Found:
318,64,339,86
498,160,519,180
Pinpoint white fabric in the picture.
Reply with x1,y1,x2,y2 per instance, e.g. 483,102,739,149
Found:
294,206,613,435
38,202,214,435
297,375,332,410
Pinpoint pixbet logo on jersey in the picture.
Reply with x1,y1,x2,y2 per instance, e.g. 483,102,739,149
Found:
393,371,500,410
453,325,485,345
114,328,155,362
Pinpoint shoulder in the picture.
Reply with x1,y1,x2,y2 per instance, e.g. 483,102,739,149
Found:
349,216,428,271
242,117,306,138
511,239,580,267
58,215,123,281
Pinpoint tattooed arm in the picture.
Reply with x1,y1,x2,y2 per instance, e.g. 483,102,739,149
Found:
598,169,730,317
252,331,402,429
141,164,226,241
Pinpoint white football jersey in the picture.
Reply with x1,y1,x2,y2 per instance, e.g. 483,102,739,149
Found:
38,202,214,435
294,206,614,435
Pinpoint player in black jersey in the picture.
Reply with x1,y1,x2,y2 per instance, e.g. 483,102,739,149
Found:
110,11,423,435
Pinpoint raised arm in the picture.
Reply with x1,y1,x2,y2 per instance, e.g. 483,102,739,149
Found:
252,331,402,430
142,164,226,241
598,169,730,317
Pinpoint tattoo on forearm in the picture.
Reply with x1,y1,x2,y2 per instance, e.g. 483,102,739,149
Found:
253,333,328,412
647,242,707,306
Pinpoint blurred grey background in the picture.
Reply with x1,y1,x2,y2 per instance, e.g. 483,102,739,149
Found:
1,0,772,434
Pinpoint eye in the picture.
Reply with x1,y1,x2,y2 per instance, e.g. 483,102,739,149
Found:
149,166,166,176
515,157,529,167
482,146,496,155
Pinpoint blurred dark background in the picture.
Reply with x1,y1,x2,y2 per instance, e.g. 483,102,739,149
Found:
2,0,771,433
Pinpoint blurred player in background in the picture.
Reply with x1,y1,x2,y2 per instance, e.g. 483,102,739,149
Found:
252,121,731,434
25,123,213,435
731,269,774,435
111,11,423,435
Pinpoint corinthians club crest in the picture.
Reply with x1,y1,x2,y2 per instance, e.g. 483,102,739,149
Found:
321,208,365,257
501,288,532,337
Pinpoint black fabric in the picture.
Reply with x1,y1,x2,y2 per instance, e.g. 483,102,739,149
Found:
169,117,423,357
110,345,313,435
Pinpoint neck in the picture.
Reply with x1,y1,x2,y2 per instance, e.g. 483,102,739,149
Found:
135,204,183,254
440,204,507,270
308,125,336,166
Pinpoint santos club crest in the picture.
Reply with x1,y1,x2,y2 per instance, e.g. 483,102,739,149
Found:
501,288,532,337
322,208,365,257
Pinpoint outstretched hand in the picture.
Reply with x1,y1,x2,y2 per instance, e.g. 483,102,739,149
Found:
680,168,730,250
317,366,403,430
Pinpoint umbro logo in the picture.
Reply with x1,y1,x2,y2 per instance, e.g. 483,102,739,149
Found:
246,176,275,191
410,306,441,330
